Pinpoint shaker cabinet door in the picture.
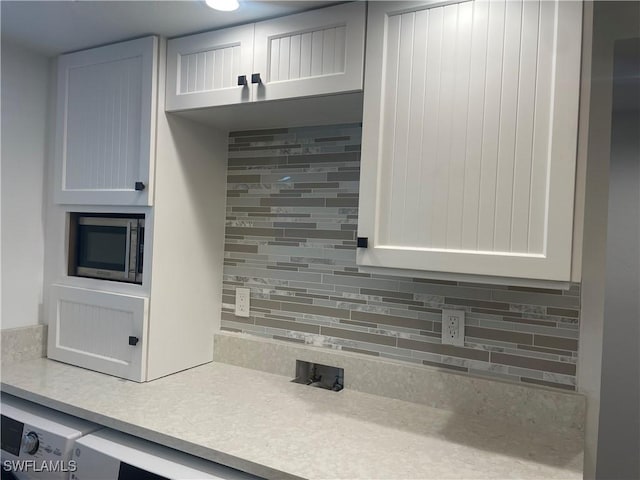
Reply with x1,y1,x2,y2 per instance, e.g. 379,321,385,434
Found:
47,285,149,382
358,0,582,282
165,24,255,111
164,3,366,112
54,36,158,206
252,2,365,102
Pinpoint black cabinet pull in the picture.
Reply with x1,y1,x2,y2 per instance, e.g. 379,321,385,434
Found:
251,73,261,84
128,336,139,346
135,182,146,191
237,75,247,86
357,237,368,248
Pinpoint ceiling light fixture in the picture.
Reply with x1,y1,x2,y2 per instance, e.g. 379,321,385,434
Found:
205,0,239,11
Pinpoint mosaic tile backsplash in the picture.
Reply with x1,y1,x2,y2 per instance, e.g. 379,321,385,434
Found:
222,124,580,391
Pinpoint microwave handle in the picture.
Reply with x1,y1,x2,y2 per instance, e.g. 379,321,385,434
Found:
124,221,133,280
128,221,140,282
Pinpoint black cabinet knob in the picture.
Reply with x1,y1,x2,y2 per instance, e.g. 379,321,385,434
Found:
357,237,368,248
134,182,146,191
251,73,261,84
237,75,247,86
128,336,139,346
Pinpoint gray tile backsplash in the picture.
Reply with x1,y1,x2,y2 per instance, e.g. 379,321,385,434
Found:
221,124,580,391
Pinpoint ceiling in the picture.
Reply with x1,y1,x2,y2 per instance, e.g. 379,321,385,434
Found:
1,0,339,57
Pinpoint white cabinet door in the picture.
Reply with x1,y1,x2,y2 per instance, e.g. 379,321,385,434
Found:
54,36,157,206
47,285,149,382
358,0,582,282
165,24,254,111
164,3,365,111
252,2,365,102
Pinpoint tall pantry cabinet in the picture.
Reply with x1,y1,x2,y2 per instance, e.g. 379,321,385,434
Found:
357,0,583,283
45,36,228,382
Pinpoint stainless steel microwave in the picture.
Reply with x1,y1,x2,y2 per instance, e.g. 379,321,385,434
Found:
70,214,144,284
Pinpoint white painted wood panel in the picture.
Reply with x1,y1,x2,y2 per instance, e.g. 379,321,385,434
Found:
146,58,227,377
377,13,401,246
166,24,254,110
47,285,148,382
460,0,489,250
289,34,301,80
430,4,457,249
529,0,556,254
359,0,582,282
54,36,157,205
311,30,324,77
253,2,365,102
493,0,523,252
300,32,312,78
403,9,429,247
511,0,540,253
387,12,414,246
477,0,506,251
446,1,473,250
419,7,444,248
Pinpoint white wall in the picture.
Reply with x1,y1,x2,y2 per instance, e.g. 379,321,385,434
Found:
1,40,50,329
596,38,640,480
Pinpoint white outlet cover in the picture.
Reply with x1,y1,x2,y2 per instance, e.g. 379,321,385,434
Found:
441,309,465,347
235,288,250,317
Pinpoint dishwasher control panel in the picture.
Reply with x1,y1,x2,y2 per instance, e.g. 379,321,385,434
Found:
1,394,100,479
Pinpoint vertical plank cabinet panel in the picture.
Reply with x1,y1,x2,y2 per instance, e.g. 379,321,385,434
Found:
460,0,489,250
430,4,457,249
359,0,583,282
419,7,444,248
165,3,365,111
476,0,506,251
47,285,149,382
446,1,473,250
403,9,429,247
511,0,540,252
54,36,157,206
493,0,523,252
377,13,401,247
165,24,254,111
388,12,414,246
252,2,365,102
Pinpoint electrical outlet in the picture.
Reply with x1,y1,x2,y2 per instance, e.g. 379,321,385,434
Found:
235,288,250,317
441,309,465,346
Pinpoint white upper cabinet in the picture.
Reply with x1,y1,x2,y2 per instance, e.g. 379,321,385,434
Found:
54,36,158,206
252,2,365,102
358,0,583,282
165,2,365,111
166,24,254,110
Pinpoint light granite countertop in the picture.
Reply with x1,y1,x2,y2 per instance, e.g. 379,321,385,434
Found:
1,358,583,480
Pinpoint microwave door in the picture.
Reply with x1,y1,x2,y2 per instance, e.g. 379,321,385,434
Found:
76,218,131,282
